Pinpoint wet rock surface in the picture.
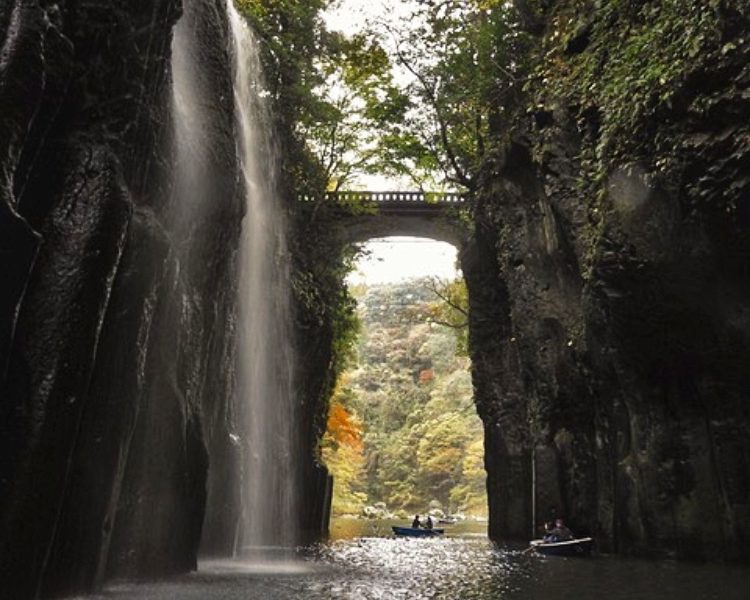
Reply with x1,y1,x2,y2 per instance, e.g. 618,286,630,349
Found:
1,1,749,598
469,2,750,562
1,0,337,595
0,0,247,597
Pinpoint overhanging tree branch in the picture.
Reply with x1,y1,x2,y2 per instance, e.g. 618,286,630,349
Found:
430,318,469,329
389,33,474,191
426,277,469,319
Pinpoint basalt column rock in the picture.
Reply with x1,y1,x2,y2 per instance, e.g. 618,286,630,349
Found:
37,207,173,595
0,1,181,596
472,1,750,561
105,0,243,572
0,141,134,598
461,212,528,540
0,0,59,379
0,0,244,597
466,141,596,542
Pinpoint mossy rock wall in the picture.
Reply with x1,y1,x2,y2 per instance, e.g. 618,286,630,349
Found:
472,0,750,560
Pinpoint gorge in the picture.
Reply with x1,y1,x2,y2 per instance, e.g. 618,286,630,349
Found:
1,0,749,598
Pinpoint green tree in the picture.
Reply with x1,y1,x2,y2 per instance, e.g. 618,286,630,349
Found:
325,281,486,516
302,33,410,189
423,277,470,355
369,0,530,190
238,0,530,193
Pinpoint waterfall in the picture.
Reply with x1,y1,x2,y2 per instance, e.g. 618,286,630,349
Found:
171,0,300,560
171,0,210,235
227,0,300,556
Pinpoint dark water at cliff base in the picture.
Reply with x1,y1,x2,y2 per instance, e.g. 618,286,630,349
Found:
73,520,750,600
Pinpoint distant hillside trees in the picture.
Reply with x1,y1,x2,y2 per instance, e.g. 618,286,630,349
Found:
322,279,486,517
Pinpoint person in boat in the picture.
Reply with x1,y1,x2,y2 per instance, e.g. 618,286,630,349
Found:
412,514,421,528
542,521,555,542
547,518,574,541
425,515,434,530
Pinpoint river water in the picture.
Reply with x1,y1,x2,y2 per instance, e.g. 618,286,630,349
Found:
76,519,749,600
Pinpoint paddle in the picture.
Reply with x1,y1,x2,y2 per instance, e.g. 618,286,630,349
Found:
522,542,539,555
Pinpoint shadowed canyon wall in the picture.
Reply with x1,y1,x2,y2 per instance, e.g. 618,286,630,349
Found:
0,0,233,596
2,1,749,597
471,0,750,561
0,1,332,597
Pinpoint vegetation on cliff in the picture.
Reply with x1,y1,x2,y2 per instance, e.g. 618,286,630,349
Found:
531,1,741,159
237,0,749,559
525,0,750,238
473,0,750,557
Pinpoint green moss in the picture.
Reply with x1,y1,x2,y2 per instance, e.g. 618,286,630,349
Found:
520,0,750,277
532,0,725,166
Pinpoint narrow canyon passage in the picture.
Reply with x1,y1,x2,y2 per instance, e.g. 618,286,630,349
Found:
1,0,749,598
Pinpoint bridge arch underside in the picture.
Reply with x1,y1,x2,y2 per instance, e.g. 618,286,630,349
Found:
341,213,467,247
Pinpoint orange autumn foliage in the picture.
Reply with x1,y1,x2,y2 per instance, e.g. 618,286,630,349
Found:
326,402,363,452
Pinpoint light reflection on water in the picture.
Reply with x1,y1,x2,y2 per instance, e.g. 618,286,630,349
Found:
78,523,750,600
328,516,488,541
305,537,519,599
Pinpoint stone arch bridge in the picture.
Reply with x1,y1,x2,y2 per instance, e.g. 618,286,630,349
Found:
299,191,471,246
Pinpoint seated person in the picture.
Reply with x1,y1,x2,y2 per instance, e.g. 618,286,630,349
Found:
412,514,421,528
425,515,433,530
547,518,574,541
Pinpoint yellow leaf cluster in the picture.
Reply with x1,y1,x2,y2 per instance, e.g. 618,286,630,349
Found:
325,401,363,452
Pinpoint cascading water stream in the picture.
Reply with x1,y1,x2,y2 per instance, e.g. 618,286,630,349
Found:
226,0,300,557
171,0,210,233
171,0,300,561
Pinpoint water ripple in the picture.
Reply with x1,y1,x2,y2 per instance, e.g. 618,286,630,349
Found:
77,536,750,600
301,537,524,600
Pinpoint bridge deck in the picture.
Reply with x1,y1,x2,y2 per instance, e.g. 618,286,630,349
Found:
298,191,469,244
299,191,468,205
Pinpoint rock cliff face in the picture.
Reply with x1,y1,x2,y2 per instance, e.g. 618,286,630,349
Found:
2,1,748,596
471,0,750,561
0,0,263,597
1,1,335,594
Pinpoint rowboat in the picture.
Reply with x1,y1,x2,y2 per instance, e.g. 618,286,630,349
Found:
392,526,445,538
529,537,593,556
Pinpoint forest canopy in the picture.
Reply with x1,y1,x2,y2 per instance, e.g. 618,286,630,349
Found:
321,280,486,517
237,0,529,192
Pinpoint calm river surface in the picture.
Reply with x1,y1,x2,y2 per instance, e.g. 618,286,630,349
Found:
77,519,750,600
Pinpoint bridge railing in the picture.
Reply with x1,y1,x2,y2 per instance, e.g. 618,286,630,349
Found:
298,191,468,204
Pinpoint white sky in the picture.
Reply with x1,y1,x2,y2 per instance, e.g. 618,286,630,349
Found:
323,0,413,36
323,0,420,191
347,237,460,285
325,2,456,285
